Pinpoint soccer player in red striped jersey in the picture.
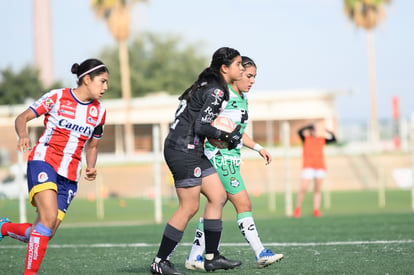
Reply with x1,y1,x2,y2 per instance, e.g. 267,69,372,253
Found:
0,58,108,274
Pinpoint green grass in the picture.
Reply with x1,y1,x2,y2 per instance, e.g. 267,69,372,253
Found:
1,190,413,274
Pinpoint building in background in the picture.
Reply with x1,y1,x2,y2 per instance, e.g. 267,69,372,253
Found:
0,89,338,163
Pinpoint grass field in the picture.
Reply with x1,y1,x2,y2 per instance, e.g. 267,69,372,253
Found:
1,190,413,274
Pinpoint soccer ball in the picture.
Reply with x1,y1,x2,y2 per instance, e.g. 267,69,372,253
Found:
208,116,236,149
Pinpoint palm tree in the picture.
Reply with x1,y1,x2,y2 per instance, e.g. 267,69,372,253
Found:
343,0,391,145
91,0,147,156
33,0,54,87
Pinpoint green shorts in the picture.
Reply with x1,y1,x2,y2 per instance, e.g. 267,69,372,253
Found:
210,154,245,195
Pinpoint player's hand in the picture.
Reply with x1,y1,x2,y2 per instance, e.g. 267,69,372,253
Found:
17,136,31,152
84,167,97,181
259,149,272,165
227,125,242,150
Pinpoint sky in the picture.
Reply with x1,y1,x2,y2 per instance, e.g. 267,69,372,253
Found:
0,0,413,122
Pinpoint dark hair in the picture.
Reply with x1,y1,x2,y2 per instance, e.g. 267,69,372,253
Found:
241,56,256,68
179,47,240,101
309,124,315,131
71,58,108,85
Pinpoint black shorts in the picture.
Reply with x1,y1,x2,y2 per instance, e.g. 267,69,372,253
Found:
164,147,216,188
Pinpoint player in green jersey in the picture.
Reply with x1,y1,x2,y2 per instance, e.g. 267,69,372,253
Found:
185,56,284,271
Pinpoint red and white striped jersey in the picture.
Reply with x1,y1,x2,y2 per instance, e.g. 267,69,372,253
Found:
28,88,106,182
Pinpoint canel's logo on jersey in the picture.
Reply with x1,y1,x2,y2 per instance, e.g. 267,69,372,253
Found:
58,119,92,136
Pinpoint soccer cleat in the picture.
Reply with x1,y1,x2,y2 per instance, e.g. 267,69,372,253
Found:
150,259,185,275
256,249,284,268
185,255,205,271
313,209,322,217
204,254,241,272
293,208,301,218
0,217,11,242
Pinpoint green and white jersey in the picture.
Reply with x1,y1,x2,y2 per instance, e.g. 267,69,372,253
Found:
204,85,248,161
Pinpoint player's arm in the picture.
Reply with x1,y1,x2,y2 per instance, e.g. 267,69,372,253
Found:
194,89,241,147
298,124,313,142
325,129,337,144
84,137,99,181
84,123,104,181
242,132,272,165
194,88,227,139
15,108,37,152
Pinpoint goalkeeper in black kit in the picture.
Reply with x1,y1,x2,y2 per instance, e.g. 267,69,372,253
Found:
149,47,244,275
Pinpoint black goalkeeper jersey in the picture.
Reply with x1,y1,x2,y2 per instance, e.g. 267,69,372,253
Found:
165,83,227,156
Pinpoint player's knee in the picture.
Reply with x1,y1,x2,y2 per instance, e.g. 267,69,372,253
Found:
39,213,58,229
184,203,200,218
207,193,227,207
218,192,228,206
231,196,251,212
238,202,252,213
245,201,252,212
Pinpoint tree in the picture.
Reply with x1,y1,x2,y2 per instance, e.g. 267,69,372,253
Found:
100,32,208,98
0,66,62,105
344,0,389,30
91,0,148,155
343,0,391,144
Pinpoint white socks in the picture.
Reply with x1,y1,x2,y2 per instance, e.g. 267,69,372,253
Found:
188,218,205,261
237,214,265,258
188,214,265,260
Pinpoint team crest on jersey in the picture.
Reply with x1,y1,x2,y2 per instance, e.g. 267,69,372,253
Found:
89,106,98,117
37,172,49,183
212,89,224,98
230,177,240,187
194,167,202,178
86,105,99,126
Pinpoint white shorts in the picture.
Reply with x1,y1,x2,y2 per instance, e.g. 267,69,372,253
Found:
301,168,326,180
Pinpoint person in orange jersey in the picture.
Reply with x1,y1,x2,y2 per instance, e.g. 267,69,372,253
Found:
293,123,336,218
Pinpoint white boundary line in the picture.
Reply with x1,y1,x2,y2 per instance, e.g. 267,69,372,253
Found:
1,240,413,249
